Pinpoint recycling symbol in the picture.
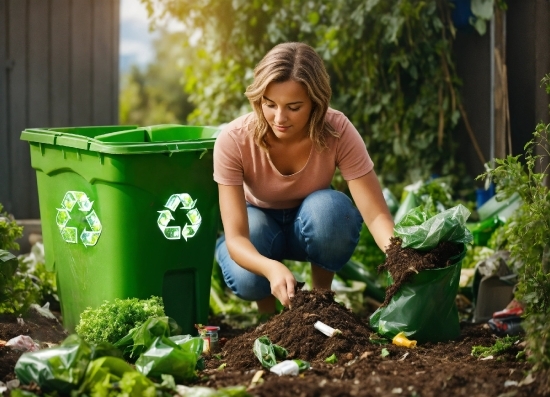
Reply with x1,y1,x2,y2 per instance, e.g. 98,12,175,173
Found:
157,193,202,240
56,191,102,246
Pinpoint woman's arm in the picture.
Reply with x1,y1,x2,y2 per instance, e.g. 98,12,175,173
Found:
347,171,395,253
218,184,297,307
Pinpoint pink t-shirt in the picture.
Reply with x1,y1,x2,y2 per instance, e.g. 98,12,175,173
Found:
213,108,374,209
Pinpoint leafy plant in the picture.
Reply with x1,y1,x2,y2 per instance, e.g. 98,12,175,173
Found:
0,205,41,315
119,29,195,126
468,0,507,35
471,335,520,358
0,203,23,251
0,253,41,315
75,296,166,345
478,73,550,371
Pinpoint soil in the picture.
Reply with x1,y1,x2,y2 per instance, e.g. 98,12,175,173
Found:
379,237,462,306
0,241,548,396
0,307,68,383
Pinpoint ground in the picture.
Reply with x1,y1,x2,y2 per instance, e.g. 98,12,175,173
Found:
1,290,547,397
0,239,548,396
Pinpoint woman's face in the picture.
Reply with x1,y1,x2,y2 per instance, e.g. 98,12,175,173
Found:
261,80,313,140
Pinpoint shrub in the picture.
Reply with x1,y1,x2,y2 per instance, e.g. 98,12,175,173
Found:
478,73,550,372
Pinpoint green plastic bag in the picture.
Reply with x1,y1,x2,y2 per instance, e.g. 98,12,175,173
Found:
370,245,466,343
77,356,152,396
135,336,199,383
393,190,419,224
394,204,473,250
114,316,181,360
253,336,288,369
370,204,472,343
14,334,92,394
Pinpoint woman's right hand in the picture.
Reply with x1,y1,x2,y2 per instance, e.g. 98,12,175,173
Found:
265,261,297,308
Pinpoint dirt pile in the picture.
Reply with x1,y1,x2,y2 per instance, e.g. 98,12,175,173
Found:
219,288,377,370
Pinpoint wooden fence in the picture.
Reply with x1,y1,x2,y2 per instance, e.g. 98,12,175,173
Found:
0,0,119,220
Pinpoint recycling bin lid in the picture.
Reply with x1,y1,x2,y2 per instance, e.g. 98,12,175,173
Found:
20,124,221,154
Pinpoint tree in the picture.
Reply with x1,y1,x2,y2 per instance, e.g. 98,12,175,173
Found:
120,29,195,126
141,0,467,193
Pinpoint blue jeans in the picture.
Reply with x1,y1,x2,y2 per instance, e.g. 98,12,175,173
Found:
215,189,363,301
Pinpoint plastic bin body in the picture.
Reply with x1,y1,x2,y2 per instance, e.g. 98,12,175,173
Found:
21,125,220,334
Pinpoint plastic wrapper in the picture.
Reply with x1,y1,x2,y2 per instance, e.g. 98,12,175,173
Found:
6,335,40,352
253,336,288,369
175,385,251,396
114,316,180,360
269,360,310,376
14,334,91,394
135,336,199,383
394,204,473,250
76,356,152,395
392,332,417,348
393,190,419,224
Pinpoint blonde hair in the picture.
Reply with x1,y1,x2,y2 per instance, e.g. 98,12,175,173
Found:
245,42,338,150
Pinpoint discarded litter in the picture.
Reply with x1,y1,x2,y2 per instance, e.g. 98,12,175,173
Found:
314,321,342,337
6,335,40,352
269,360,310,376
392,332,417,348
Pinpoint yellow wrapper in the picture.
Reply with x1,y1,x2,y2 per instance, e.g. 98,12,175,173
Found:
392,332,417,348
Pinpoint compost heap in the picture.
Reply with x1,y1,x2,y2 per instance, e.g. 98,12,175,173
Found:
378,236,462,306
216,288,374,370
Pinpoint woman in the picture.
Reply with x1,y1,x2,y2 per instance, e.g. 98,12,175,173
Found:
213,42,394,314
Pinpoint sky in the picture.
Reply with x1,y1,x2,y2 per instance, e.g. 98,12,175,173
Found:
119,0,184,72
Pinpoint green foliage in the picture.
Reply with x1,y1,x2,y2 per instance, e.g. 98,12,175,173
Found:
471,335,520,358
141,0,468,189
0,203,23,251
119,29,195,126
75,296,166,345
17,242,57,306
0,253,41,315
325,353,338,364
462,245,494,269
477,73,550,370
0,205,42,315
469,0,507,35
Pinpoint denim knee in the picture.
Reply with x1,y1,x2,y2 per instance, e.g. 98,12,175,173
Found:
295,189,363,271
214,235,272,301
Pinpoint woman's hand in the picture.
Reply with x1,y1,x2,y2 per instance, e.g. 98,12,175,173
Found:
219,184,297,307
264,261,297,308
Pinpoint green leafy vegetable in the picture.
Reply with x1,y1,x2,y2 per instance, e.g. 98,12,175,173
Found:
76,296,165,345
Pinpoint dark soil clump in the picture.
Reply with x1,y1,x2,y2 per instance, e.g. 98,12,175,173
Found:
0,308,68,383
379,237,462,306
220,289,373,370
197,288,545,396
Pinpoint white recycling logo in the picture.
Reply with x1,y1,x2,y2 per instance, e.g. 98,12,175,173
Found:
157,193,202,240
56,191,102,247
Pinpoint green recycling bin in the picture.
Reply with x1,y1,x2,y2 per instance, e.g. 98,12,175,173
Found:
20,124,221,334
